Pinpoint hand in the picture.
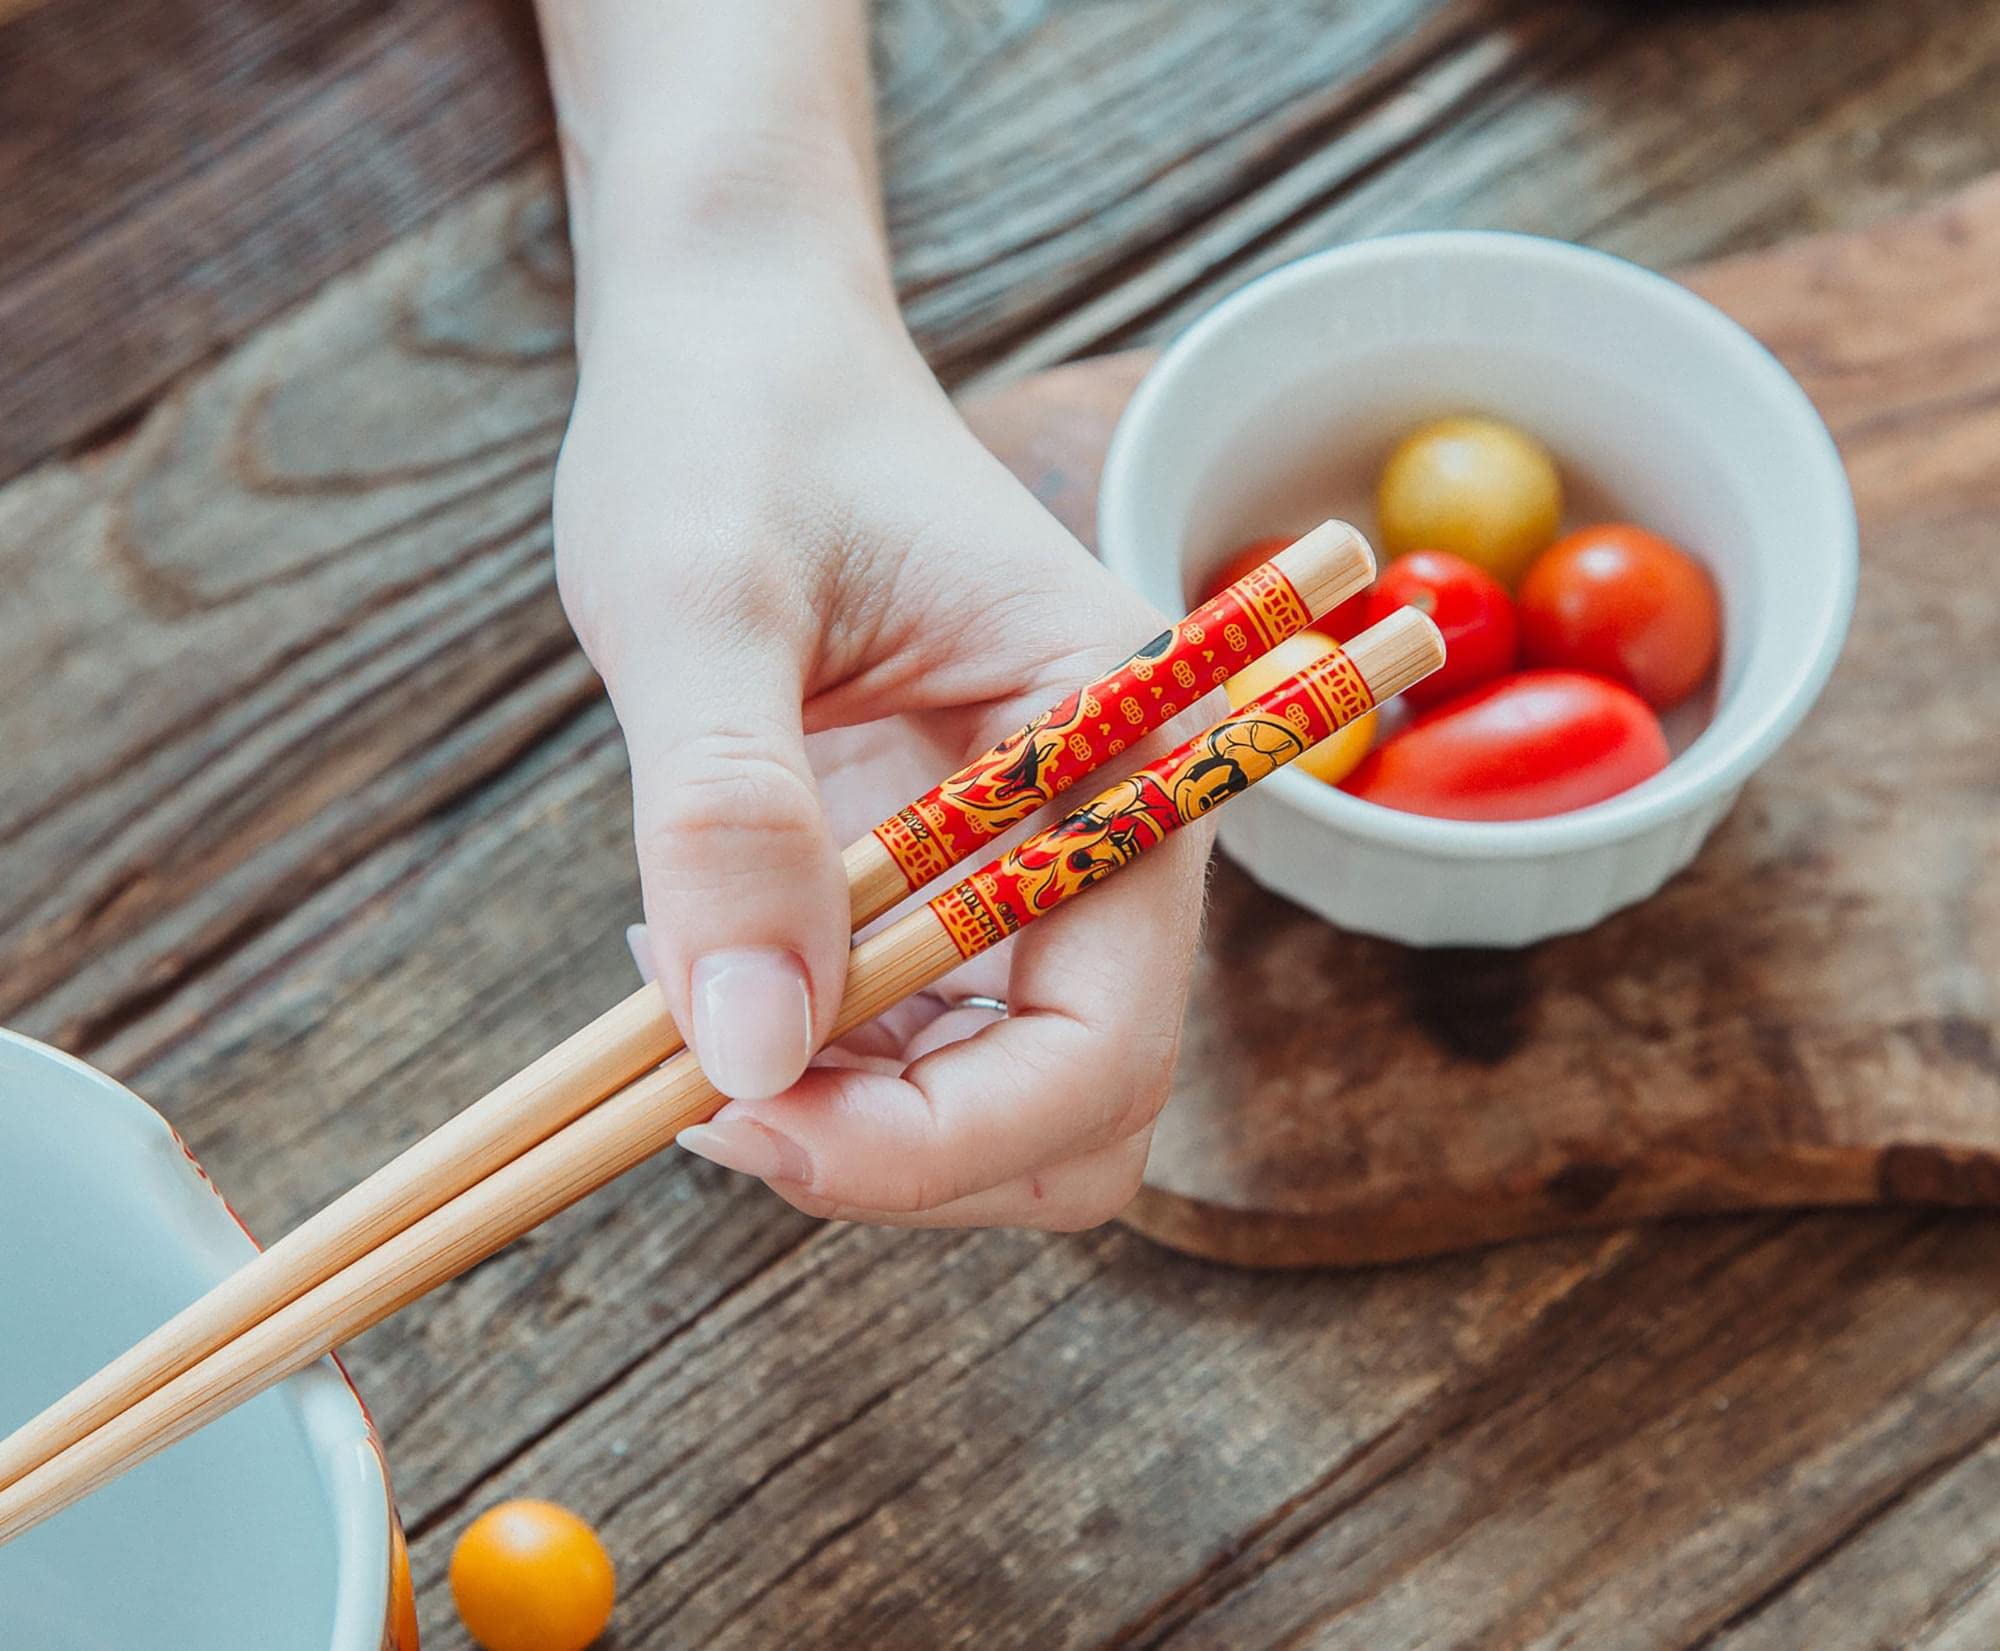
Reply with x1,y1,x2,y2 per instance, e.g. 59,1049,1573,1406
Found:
553,267,1213,1231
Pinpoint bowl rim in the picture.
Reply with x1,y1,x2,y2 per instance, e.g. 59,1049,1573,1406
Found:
0,1026,395,1649
1098,228,1858,861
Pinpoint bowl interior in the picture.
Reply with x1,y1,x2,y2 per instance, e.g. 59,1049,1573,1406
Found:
0,1034,384,1650
1104,232,1855,854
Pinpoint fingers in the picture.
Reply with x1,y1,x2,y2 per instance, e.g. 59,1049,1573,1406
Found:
607,614,851,1104
776,1130,1155,1231
625,924,655,984
677,817,1209,1211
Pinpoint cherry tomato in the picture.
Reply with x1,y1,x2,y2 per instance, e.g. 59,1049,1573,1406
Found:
1201,535,1370,640
1224,631,1377,785
1364,550,1517,708
451,1500,616,1651
1340,669,1668,821
1377,416,1563,586
1518,522,1721,710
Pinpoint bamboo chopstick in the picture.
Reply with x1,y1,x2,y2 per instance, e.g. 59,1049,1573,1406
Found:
0,522,1371,1499
0,604,1444,1546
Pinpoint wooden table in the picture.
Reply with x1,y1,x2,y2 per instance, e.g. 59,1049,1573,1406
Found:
6,4,2000,1646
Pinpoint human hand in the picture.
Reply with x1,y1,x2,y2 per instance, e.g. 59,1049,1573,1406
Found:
553,265,1212,1231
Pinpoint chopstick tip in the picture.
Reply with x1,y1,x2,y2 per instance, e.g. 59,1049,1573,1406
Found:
1346,605,1447,706
1274,519,1375,616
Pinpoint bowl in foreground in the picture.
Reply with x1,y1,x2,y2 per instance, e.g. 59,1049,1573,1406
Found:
0,1029,410,1650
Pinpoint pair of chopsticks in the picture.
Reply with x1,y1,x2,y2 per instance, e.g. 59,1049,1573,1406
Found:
0,522,1441,1543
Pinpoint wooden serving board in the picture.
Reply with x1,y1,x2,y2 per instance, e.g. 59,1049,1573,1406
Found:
959,179,2000,1269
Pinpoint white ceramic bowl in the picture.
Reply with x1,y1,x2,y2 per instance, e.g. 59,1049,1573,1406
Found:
0,1030,412,1650
1099,231,1856,946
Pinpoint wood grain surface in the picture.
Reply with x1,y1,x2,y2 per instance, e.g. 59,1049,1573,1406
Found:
4,3,2000,1647
10,0,2000,480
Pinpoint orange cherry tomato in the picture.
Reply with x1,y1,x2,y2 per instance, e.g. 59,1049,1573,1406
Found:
451,1500,616,1651
1518,522,1721,710
1201,535,1370,640
1340,669,1668,821
1364,550,1517,708
1377,416,1563,586
1224,631,1377,785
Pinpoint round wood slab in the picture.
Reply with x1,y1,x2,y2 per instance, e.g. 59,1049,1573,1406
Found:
960,183,2000,1267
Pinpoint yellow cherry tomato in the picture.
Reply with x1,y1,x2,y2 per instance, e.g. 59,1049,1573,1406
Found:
1224,631,1378,786
1377,415,1564,586
450,1500,616,1651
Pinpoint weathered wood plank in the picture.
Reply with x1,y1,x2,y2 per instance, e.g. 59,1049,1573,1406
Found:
10,0,2000,479
1097,1212,2000,1651
1706,1423,2000,1649
967,0,2000,380
0,0,552,480
394,1210,1648,1647
0,177,581,1052
878,0,1512,360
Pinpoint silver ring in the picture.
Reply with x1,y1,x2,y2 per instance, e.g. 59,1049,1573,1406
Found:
947,994,1010,1016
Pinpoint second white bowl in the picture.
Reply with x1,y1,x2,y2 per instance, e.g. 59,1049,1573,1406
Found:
1098,231,1856,947
0,1030,407,1650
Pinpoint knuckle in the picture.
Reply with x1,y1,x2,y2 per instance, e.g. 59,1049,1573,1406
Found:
552,540,613,667
662,557,804,648
889,1136,958,1217
551,487,816,674
852,1171,938,1218
895,1175,945,1217
880,1115,975,1218
1097,1027,1179,1145
638,732,826,882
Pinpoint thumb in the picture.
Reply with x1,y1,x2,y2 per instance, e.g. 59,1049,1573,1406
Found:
612,639,848,1105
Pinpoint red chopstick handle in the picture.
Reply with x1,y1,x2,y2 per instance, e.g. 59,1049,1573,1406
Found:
870,559,1315,890
926,642,1377,960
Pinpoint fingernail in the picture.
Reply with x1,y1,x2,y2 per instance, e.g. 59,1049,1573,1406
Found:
690,947,813,1101
625,924,655,984
678,1119,813,1186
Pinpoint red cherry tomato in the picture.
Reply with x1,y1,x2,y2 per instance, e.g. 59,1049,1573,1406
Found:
1340,669,1669,821
1518,523,1720,710
1201,536,1370,641
1364,550,1517,707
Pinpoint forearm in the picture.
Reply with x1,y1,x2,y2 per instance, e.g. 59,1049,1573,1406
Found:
534,0,894,350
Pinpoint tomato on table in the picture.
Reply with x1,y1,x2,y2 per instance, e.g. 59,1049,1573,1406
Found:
1364,550,1517,707
1340,669,1669,821
451,1499,616,1651
1201,535,1370,641
1518,522,1721,710
1224,630,1377,786
1377,415,1564,587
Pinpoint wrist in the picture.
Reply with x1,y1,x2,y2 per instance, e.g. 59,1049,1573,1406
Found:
568,136,933,414
565,115,893,311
